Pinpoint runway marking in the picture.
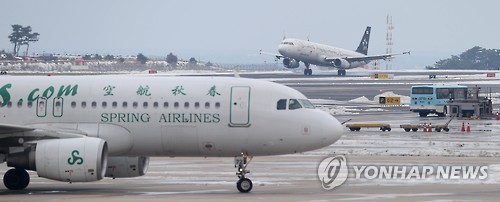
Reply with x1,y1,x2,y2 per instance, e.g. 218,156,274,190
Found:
134,189,229,195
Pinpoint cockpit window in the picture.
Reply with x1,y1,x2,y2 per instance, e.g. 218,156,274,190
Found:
277,99,286,110
288,99,302,110
280,41,294,45
299,99,315,109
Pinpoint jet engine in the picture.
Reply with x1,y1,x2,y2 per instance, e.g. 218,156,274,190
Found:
333,58,351,69
7,137,108,182
283,58,300,69
105,156,149,178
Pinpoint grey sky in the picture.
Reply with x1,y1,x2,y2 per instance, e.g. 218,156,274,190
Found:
1,0,498,68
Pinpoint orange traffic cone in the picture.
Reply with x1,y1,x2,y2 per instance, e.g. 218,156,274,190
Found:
428,123,433,132
466,122,471,133
423,123,427,132
461,122,465,132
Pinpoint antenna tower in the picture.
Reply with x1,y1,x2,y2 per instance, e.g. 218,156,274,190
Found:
386,15,394,70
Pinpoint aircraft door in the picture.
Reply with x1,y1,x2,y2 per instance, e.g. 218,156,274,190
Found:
229,86,251,127
36,97,47,117
52,97,64,117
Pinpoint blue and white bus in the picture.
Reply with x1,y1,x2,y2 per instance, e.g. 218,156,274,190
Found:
410,85,468,117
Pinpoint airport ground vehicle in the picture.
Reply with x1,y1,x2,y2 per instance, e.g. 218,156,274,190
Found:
410,85,467,117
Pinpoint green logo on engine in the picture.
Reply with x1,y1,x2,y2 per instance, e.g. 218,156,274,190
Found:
67,150,84,165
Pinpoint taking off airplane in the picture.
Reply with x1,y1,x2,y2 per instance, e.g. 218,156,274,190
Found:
0,75,342,193
261,26,410,76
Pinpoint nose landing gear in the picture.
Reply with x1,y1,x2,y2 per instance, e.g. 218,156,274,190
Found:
235,153,253,193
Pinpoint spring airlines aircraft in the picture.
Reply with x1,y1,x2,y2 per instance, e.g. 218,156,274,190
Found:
261,26,410,76
0,75,342,193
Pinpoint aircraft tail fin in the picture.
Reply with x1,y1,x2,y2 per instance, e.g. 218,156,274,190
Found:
355,26,371,55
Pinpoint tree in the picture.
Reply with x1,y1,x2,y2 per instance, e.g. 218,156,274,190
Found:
166,52,178,66
435,46,500,70
137,53,148,64
104,55,115,61
8,24,39,57
8,24,23,56
82,54,92,60
189,57,197,65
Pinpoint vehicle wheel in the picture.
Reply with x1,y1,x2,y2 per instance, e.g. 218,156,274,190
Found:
237,178,253,193
349,128,355,131
444,128,449,132
355,128,361,131
387,128,392,132
308,69,313,75
436,128,442,132
404,128,410,132
304,69,308,75
412,128,418,132
3,168,30,190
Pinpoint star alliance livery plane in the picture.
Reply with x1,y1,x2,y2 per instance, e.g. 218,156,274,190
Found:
261,26,410,76
0,75,342,193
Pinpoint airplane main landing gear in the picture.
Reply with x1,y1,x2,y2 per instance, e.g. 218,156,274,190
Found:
303,68,312,76
303,63,312,76
337,69,346,76
3,168,30,190
235,153,253,193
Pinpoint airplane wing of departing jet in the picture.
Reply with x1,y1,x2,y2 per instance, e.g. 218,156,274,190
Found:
325,51,411,63
259,50,283,60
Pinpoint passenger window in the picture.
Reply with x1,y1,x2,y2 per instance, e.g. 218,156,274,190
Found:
163,102,168,108
174,102,179,108
17,100,23,108
92,101,97,109
123,101,128,108
194,102,200,109
112,101,118,108
7,101,12,108
153,102,159,108
81,102,87,108
277,99,286,110
288,99,302,110
215,102,220,109
27,101,33,108
205,102,210,109
133,102,138,109
71,101,77,108
143,102,148,108
184,102,189,108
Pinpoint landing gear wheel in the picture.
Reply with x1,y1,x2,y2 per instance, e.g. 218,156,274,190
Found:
337,69,346,76
236,178,253,193
234,153,253,193
3,168,30,190
303,69,312,75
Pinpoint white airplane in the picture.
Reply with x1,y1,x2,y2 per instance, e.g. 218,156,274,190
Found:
0,75,343,193
261,26,410,76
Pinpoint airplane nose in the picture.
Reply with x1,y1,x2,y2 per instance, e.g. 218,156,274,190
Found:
321,113,343,146
278,45,285,55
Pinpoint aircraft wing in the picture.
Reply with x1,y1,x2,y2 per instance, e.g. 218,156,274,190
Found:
0,123,34,134
259,50,284,60
325,51,410,62
0,123,87,140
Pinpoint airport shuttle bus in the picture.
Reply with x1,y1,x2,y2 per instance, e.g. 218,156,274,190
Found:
410,85,468,117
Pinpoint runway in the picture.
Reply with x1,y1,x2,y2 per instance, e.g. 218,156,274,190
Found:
1,71,500,201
